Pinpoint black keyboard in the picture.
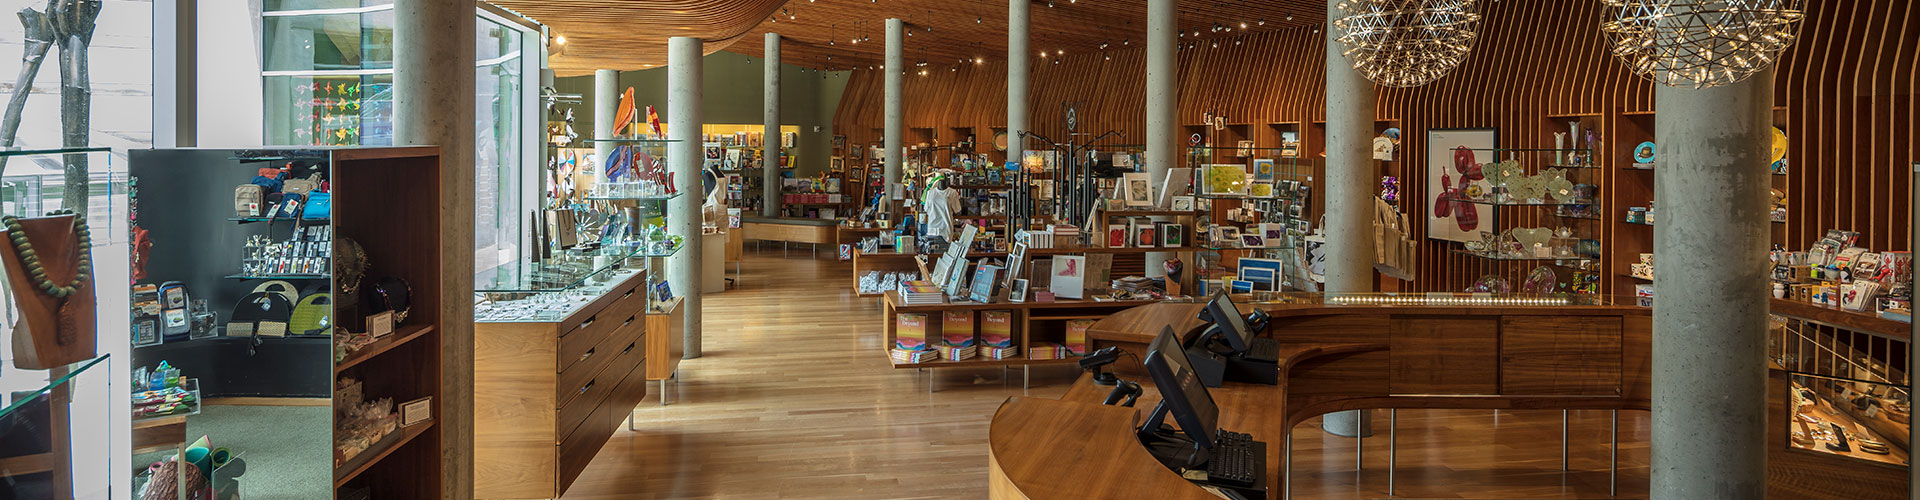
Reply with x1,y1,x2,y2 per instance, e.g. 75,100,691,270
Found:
1206,430,1259,487
1246,338,1280,363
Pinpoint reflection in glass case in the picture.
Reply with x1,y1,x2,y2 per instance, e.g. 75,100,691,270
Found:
1788,373,1909,466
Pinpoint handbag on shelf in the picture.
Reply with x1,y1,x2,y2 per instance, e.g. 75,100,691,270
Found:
303,192,331,219
1373,197,1417,281
234,184,264,217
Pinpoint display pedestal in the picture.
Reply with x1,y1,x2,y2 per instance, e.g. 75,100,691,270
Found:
702,232,727,293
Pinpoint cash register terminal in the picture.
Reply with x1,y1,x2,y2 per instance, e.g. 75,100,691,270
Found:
1185,290,1281,386
1138,326,1269,498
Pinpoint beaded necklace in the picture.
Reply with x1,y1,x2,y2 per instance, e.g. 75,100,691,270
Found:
3,210,92,299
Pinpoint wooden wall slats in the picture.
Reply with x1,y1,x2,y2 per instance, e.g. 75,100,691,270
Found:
833,3,1917,293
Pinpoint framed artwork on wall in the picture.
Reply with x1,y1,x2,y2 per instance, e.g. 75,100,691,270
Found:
1426,128,1497,243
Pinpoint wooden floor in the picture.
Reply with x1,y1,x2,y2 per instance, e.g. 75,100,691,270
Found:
562,247,1652,499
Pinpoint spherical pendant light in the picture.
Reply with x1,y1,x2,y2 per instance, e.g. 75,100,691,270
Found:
1599,0,1806,89
1332,0,1483,88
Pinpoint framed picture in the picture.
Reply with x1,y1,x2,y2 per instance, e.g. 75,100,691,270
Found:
1157,167,1192,208
1427,128,1497,242
1251,158,1275,181
1009,279,1030,303
1248,182,1275,198
831,157,846,172
833,135,847,151
1202,164,1247,196
1171,196,1194,211
1241,232,1266,248
1240,267,1277,291
1123,172,1153,207
1004,242,1029,289
1230,279,1255,293
1236,140,1256,157
1159,222,1184,248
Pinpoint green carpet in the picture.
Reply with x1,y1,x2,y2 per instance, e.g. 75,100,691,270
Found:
133,404,331,499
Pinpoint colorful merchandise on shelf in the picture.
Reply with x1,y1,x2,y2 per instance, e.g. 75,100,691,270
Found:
895,313,930,350
981,310,1014,348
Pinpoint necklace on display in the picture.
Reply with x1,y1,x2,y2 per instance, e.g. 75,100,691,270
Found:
3,210,92,299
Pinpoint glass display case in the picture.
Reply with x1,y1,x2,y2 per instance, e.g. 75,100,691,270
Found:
475,138,684,322
1441,148,1603,294
0,355,113,499
1189,154,1322,294
1770,309,1910,468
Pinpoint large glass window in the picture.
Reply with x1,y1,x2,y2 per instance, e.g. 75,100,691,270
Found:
261,2,539,273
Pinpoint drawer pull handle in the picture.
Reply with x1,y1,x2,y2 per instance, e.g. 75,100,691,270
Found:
578,348,595,363
580,316,596,329
622,342,637,354
623,289,634,299
622,315,636,327
578,380,594,394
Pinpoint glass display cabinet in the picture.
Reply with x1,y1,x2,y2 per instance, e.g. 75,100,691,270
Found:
127,147,447,499
1441,148,1603,294
1190,155,1322,293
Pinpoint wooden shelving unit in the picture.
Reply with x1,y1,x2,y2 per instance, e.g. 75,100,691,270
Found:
881,291,1158,378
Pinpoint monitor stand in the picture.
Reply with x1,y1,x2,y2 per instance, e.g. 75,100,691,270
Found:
1136,400,1210,471
1186,327,1278,387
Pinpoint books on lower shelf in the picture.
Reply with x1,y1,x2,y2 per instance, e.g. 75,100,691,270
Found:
890,348,941,364
1028,343,1069,360
936,344,977,361
942,311,975,346
900,280,945,305
983,346,1021,360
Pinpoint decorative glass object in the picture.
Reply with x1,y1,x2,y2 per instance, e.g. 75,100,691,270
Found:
1599,0,1807,89
1333,0,1483,88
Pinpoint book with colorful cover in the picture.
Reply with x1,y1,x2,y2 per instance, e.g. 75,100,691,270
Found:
1065,319,1095,355
983,346,1021,360
895,313,930,351
942,310,976,346
981,310,1015,348
1029,343,1068,360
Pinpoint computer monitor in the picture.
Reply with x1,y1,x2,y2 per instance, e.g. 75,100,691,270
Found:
1140,326,1221,448
1197,288,1255,353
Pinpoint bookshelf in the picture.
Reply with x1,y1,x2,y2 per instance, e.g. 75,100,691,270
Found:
881,291,1158,390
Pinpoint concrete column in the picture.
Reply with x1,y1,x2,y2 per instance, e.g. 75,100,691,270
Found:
1651,69,1773,499
154,0,195,147
594,69,618,169
1007,2,1029,163
669,37,705,359
763,33,782,217
1143,0,1177,276
1320,2,1377,438
392,0,475,496
883,18,904,211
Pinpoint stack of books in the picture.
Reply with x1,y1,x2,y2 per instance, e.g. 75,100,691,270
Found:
899,280,945,305
936,344,977,361
889,348,940,364
1112,276,1164,295
1028,343,1068,360
980,310,1015,350
983,346,1021,360
1054,225,1082,247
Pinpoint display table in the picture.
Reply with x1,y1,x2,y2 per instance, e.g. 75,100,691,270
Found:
473,270,651,499
646,296,686,405
740,216,837,245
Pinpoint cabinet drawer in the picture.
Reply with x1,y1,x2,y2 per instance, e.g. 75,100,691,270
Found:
610,280,649,318
608,356,649,430
556,312,641,405
555,362,615,443
557,311,615,373
556,389,619,494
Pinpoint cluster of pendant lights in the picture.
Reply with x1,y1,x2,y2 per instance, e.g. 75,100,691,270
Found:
1328,0,1806,89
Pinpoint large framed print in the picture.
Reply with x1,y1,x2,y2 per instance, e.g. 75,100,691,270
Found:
1426,128,1496,242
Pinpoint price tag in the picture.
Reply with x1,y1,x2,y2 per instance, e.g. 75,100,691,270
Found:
369,311,394,338
402,397,433,426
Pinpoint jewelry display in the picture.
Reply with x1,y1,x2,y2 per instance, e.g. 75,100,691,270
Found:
2,210,98,369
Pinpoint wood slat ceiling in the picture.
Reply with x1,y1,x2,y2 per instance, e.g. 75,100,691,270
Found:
501,0,1327,76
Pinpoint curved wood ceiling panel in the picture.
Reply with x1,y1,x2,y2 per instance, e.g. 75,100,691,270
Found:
501,0,1326,75
488,0,786,76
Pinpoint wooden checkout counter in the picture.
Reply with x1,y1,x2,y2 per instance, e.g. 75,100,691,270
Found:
987,293,1907,500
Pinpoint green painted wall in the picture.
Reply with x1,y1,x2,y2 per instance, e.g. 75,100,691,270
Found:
556,51,850,177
